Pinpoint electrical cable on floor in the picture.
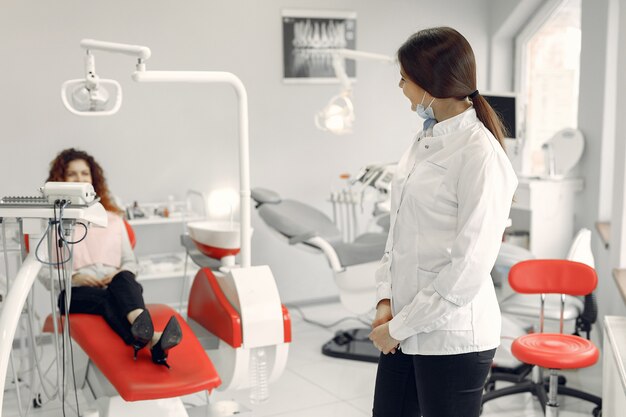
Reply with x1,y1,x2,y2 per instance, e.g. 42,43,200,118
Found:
284,303,373,329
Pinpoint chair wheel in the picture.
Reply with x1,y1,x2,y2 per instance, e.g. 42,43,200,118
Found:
592,406,601,417
484,381,496,392
558,375,567,385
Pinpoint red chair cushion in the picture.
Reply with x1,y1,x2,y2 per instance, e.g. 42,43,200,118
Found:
46,304,221,401
187,268,243,348
509,260,597,295
511,333,599,369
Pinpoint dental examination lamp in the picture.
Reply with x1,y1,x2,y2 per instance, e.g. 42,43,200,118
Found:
58,39,289,414
60,43,133,116
61,39,253,268
315,49,394,135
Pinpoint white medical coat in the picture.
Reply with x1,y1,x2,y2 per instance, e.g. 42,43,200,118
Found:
376,107,518,355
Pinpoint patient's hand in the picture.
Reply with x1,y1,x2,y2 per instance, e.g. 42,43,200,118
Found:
72,273,106,288
100,272,117,286
372,299,393,329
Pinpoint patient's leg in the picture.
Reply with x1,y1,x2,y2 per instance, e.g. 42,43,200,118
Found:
107,271,148,344
58,286,136,345
107,270,146,317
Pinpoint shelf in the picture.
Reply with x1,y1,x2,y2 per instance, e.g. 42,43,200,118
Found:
596,221,611,249
137,267,198,282
613,268,626,304
128,215,205,226
137,252,199,281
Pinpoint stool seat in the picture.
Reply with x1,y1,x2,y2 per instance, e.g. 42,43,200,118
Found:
511,333,599,369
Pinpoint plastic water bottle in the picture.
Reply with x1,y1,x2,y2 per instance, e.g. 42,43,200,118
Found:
249,347,269,404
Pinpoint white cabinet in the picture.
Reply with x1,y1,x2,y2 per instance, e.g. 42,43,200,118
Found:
509,177,583,258
603,316,626,417
128,210,204,308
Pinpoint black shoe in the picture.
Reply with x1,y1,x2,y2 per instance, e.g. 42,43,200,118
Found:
130,310,154,360
151,316,183,369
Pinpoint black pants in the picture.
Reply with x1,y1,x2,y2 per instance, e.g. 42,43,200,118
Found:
372,348,495,417
58,270,145,345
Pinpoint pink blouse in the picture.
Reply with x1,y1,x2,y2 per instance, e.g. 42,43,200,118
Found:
72,211,123,270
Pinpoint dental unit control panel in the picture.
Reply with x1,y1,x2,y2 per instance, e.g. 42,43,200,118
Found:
353,163,396,195
1,182,97,208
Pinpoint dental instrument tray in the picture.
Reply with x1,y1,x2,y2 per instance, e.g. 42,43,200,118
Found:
1,182,99,208
0,195,99,209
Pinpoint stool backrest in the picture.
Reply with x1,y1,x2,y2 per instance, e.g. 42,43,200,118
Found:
509,259,597,296
510,259,597,333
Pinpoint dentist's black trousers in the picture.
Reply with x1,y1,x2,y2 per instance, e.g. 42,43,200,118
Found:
372,348,495,417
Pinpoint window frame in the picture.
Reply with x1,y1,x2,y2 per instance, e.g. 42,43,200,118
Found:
514,0,578,176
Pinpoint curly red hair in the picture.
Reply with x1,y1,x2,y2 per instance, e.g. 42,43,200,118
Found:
47,148,122,214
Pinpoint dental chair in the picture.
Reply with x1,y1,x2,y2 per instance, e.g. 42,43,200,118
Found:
42,220,222,416
251,187,386,363
44,305,221,416
250,188,531,367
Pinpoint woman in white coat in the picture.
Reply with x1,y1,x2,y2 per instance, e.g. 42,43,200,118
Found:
369,27,518,417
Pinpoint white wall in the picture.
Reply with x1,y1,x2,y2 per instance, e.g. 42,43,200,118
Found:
576,0,626,321
487,0,543,92
0,0,491,304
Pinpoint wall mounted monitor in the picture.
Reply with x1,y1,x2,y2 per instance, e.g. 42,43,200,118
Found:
481,92,517,140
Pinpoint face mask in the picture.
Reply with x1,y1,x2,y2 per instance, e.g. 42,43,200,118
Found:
416,91,436,130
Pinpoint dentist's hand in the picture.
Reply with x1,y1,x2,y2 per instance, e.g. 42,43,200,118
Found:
372,299,393,329
369,322,400,355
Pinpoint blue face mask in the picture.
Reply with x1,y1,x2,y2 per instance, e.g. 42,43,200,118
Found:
416,91,436,130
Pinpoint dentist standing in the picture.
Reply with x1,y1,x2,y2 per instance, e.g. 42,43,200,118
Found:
369,27,518,417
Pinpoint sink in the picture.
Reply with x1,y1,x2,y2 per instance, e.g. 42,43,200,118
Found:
187,220,251,260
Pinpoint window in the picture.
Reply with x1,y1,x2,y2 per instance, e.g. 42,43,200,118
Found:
519,0,581,175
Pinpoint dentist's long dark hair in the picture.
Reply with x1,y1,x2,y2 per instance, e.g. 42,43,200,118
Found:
398,27,507,149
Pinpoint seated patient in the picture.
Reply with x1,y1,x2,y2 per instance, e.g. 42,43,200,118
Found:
46,148,182,368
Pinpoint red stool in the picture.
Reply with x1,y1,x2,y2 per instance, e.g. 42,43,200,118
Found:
482,260,602,416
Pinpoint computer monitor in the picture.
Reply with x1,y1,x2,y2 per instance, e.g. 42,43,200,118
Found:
481,92,517,140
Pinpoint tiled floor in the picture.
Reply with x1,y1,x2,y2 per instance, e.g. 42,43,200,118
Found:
1,300,603,416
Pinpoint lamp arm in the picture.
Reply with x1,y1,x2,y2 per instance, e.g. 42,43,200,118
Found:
331,55,352,91
80,39,152,61
326,48,395,91
331,48,395,64
132,70,252,268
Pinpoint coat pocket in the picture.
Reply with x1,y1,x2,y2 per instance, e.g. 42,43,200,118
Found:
417,267,472,331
